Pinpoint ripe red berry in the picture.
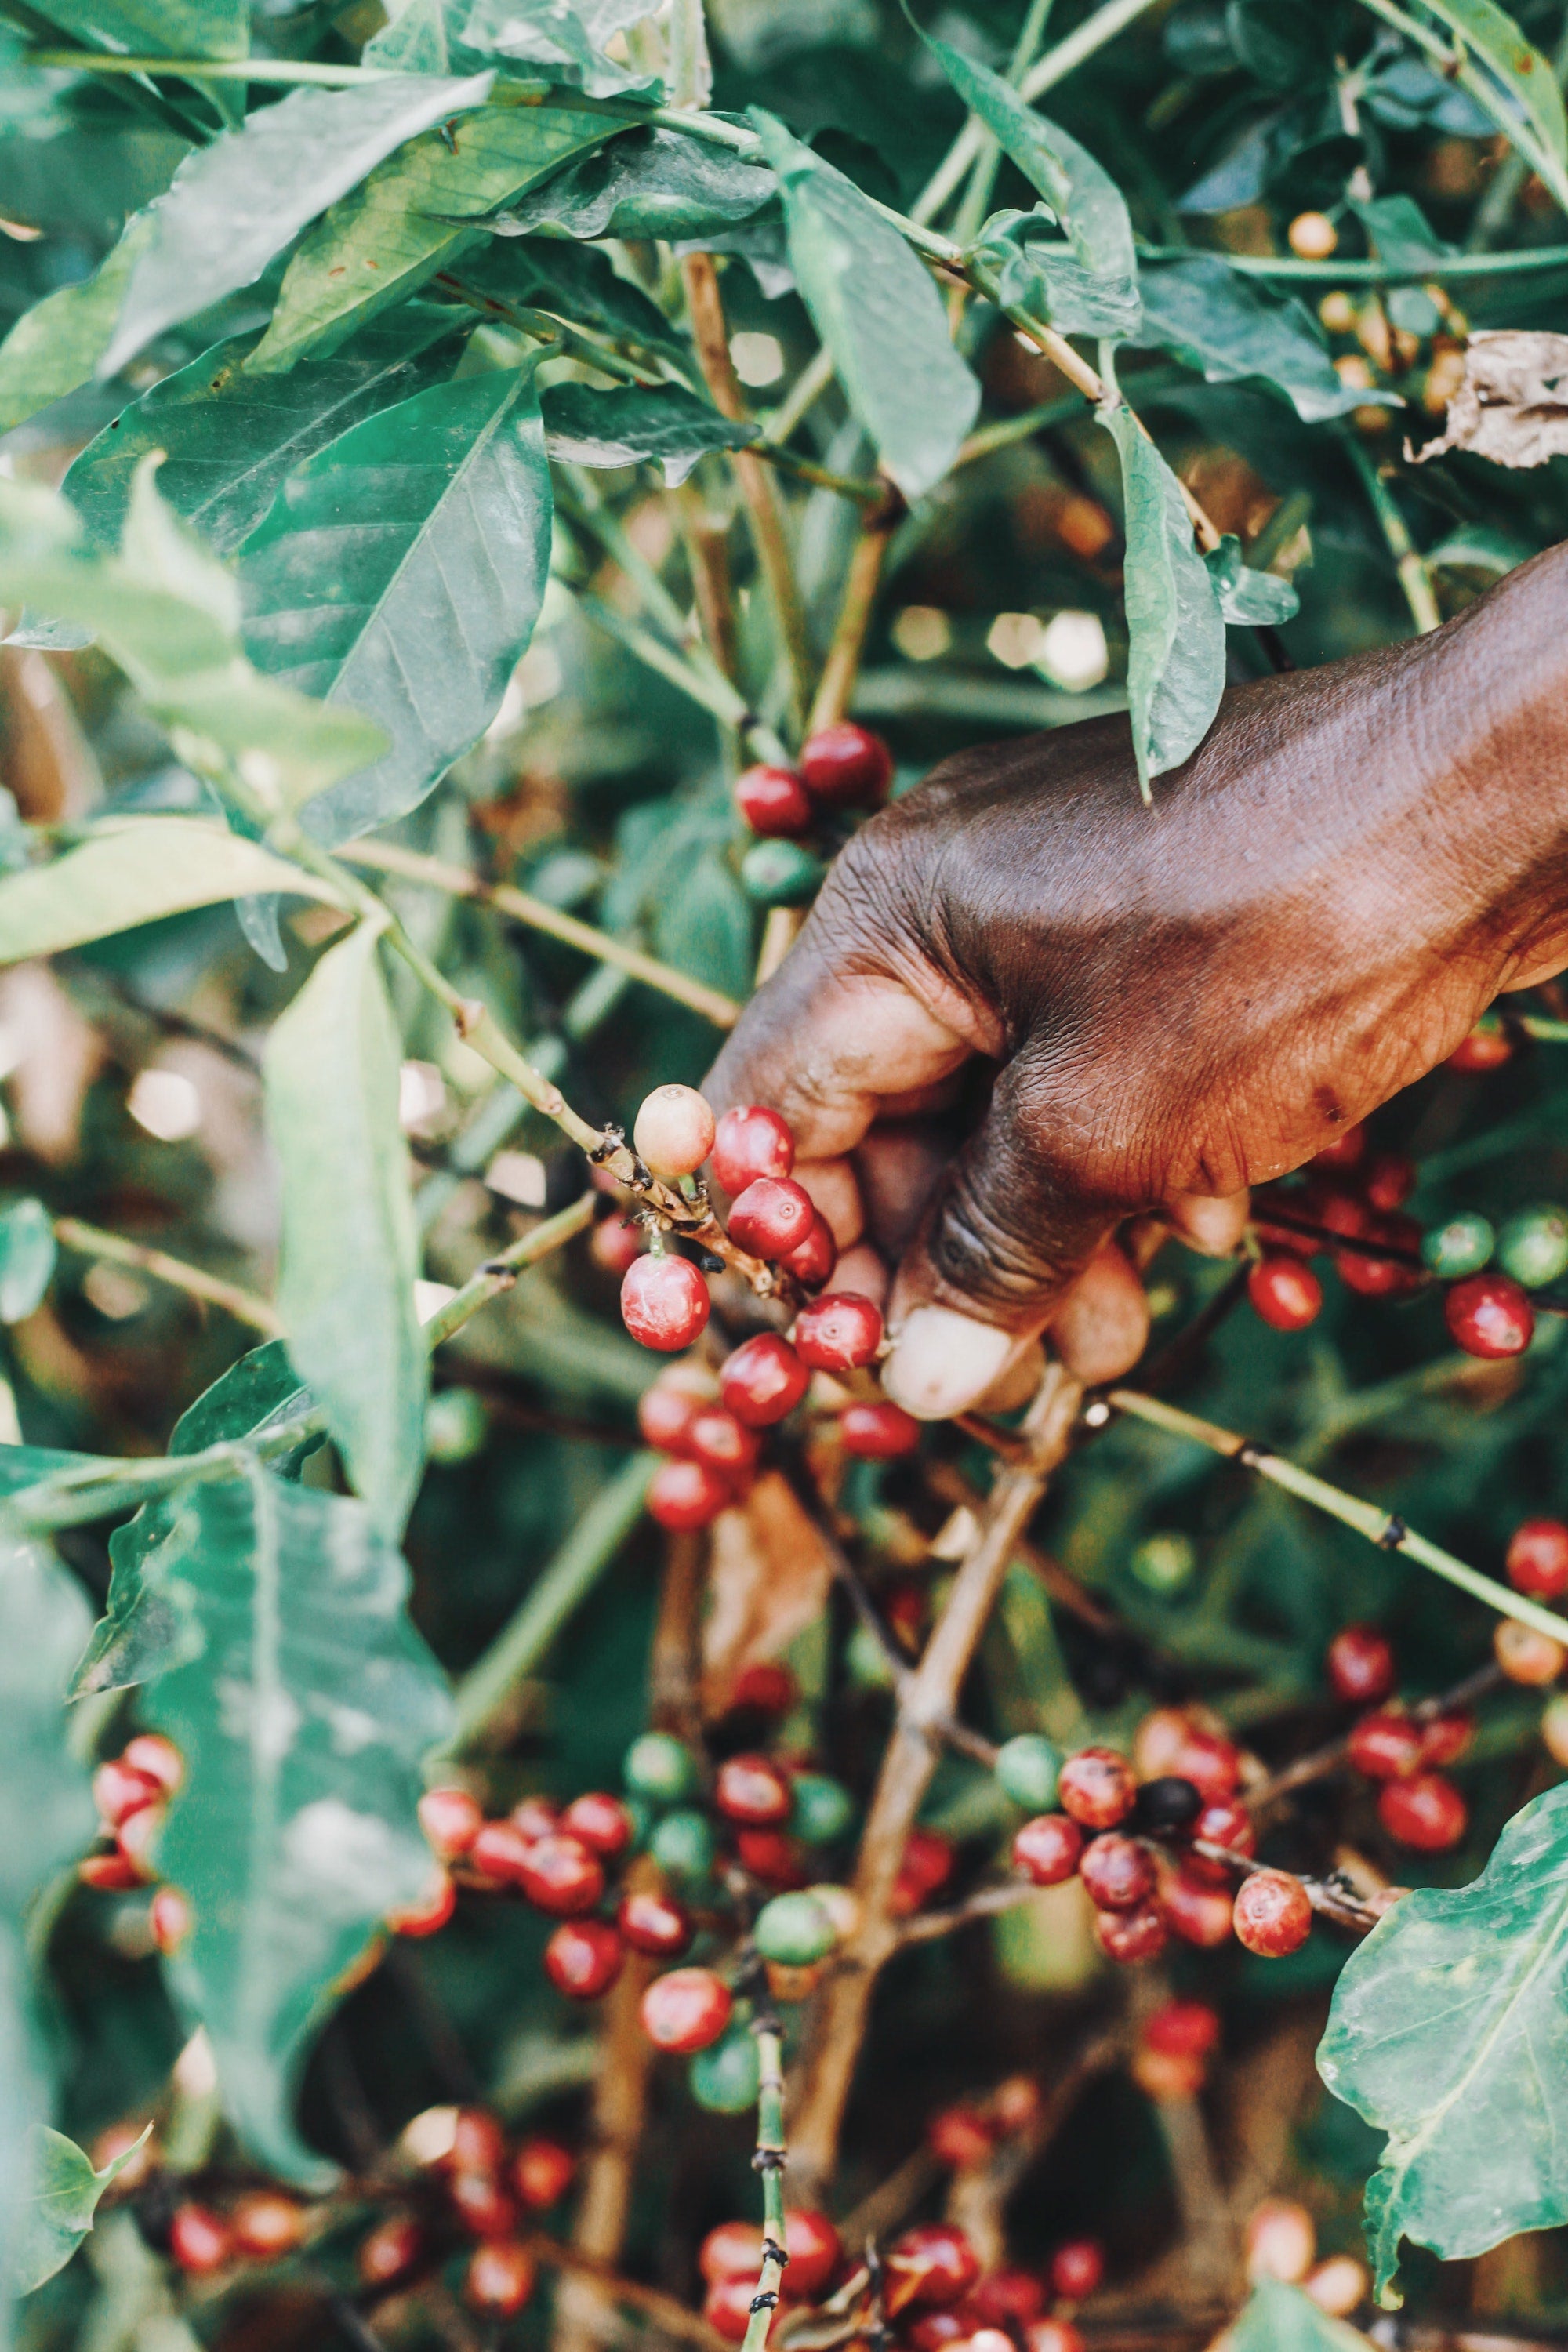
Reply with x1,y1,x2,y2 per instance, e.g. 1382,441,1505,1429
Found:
884,2223,980,2312
230,2193,305,2258
449,2108,506,2176
92,1758,162,1831
1362,1151,1416,1211
703,2276,757,2343
927,2103,996,2168
781,1214,838,1288
561,1792,633,1857
1232,1870,1312,1957
1377,1770,1468,1850
169,2204,233,2274
1247,1256,1323,1331
1078,1832,1155,1911
544,1918,624,1998
729,1176,817,1258
799,721,893,809
715,1751,793,1825
150,1886,192,1953
729,1661,797,1714
1327,1624,1397,1705
700,2220,765,2281
621,1254,710,1352
1420,1708,1473,1768
590,1215,645,1276
1508,1518,1568,1599
465,2240,535,2316
1445,1271,1534,1359
1094,1900,1167,1962
470,1818,536,1886
1185,1798,1256,1886
123,1733,183,1795
618,1887,693,1958
115,1802,161,1881
648,1457,734,1530
1312,1126,1366,1173
637,1367,713,1452
840,1399,920,1457
894,1827,953,1907
735,1826,808,1888
1057,1748,1136,1830
971,2267,1045,2326
512,2137,575,2209
387,1868,456,1938
1336,1211,1422,1297
1143,2000,1221,2060
712,1105,796,1196
419,1785,484,1860
1347,1709,1424,1782
1049,2239,1105,2300
685,1407,760,1485
1011,1812,1083,1886
641,1966,733,2053
510,1795,561,1841
736,764,815,838
452,2172,518,2238
1160,1867,1234,1948
1449,1023,1512,1071
358,2214,422,2285
1167,1726,1240,1805
720,1334,810,1427
785,2209,843,2297
633,1085,716,1178
80,1850,143,1892
517,1834,604,1917
793,1293,884,1372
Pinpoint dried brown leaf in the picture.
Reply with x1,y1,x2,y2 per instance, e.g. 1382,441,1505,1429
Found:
1412,331,1568,468
700,1468,834,1715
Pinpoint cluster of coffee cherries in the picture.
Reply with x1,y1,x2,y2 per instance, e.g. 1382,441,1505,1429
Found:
1248,1119,1542,1360
1241,2194,1367,2318
1324,1624,1471,1851
734,723,893,911
80,1731,192,1955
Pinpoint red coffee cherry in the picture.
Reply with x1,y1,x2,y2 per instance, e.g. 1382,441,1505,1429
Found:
1508,1518,1568,1599
561,1792,633,1857
1420,1709,1473,1768
1449,1022,1512,1071
1049,2239,1105,2300
116,1802,162,1881
1094,1900,1168,1963
1377,1771,1468,1850
927,2103,996,2169
1167,1726,1240,1805
470,1819,536,1886
419,1785,484,1860
230,2193,305,2258
1327,1624,1396,1705
1026,2326,1085,2352
387,1868,456,1939
736,764,815,838
641,1966,733,2052
715,1751,793,1825
840,1400,920,1457
1160,1867,1235,1948
793,1293,884,1371
618,1886,693,1958
1078,1833,1155,1912
512,2137,575,2209
92,1758,162,1831
1185,1798,1256,1886
517,1834,604,1917
700,2220,765,2281
781,1214,838,1288
1312,1126,1366,1173
637,1367,713,1453
970,2267,1045,2326
510,1795,562,1841
648,1457,733,1530
1143,2000,1221,2060
1347,1709,1424,1782
1362,1152,1416,1211
358,2214,423,2286
1057,1748,1136,1830
729,1176,818,1258
703,2275,757,2343
782,2209,841,2298
80,1851,143,1893
1496,1617,1566,1683
1445,1272,1534,1359
685,1407,760,1486
1232,1871,1312,1957
730,1661,797,1714
633,1085,717,1179
720,1334,810,1427
1245,2199,1316,2285
169,2204,232,2275
1247,1256,1323,1331
451,2172,517,2238
799,721,893,809
123,1733,183,1795
884,2223,981,2312
735,1826,808,1887
591,1214,645,1276
449,2108,506,2176
465,2241,535,2316
712,1105,796,1195
1011,1813,1083,1886
150,1886,192,1954
621,1254,710,1352
544,1918,624,1998
1336,1210,1422,1297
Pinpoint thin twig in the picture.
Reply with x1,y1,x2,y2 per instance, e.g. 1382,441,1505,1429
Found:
807,509,901,737
53,1216,283,1336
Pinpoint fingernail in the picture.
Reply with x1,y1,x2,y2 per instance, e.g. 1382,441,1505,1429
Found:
882,1306,1017,1421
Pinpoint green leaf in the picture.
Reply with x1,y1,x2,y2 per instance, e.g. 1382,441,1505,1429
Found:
1097,401,1225,800
483,121,775,240
1348,191,1454,270
1205,533,1299,623
248,103,624,375
101,74,496,376
239,366,553,844
63,309,466,559
170,1340,314,1458
1230,2280,1370,2352
0,819,344,965
1428,524,1531,576
463,235,687,358
0,1447,100,1501
263,924,426,1538
543,381,754,483
969,211,1141,339
13,2126,152,2296
137,1465,452,2184
1319,1781,1568,2304
1388,0,1566,176
1134,256,1395,423
443,0,661,97
0,1203,54,1327
27,0,246,59
0,215,154,437
750,111,978,499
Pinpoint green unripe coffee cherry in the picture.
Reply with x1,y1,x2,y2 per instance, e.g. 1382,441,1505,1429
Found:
689,2025,760,2113
1130,1532,1197,1594
1421,1212,1495,1279
650,1806,716,1883
753,1889,837,1967
790,1771,855,1846
424,1386,488,1464
845,1621,896,1690
740,839,826,907
993,1733,1063,1812
1497,1205,1568,1290
623,1732,699,1805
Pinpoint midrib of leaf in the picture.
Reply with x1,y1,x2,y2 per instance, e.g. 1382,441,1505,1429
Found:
240,1464,284,2056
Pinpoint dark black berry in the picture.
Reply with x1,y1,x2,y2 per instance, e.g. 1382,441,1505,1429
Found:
1133,1774,1204,1831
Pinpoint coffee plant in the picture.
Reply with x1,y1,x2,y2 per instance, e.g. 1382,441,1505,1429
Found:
9,0,1568,2345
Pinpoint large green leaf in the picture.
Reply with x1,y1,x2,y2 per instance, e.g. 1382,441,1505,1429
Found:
0,1203,54,1326
1135,257,1392,423
1231,2281,1369,2352
465,235,686,358
1386,0,1566,181
263,923,426,1538
0,216,153,437
750,112,977,499
136,1465,452,2184
13,2127,152,2296
442,0,660,96
0,820,343,964
1097,401,1225,800
970,211,1142,339
1319,1782,1568,2304
63,308,466,558
101,74,495,375
27,0,246,58
239,366,553,844
544,380,753,482
486,121,775,239
247,103,624,374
